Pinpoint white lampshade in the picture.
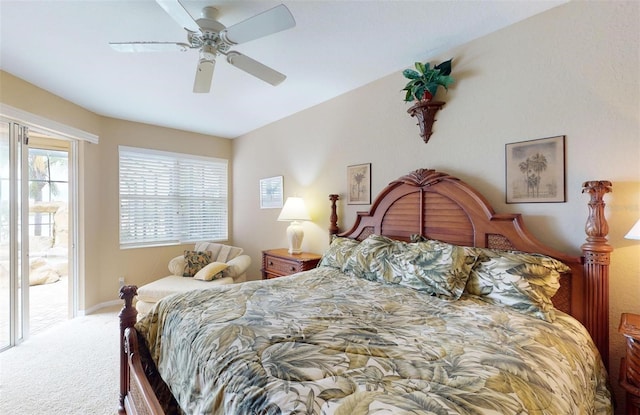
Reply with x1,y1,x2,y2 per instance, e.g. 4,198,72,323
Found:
278,197,311,254
277,197,311,222
625,219,640,240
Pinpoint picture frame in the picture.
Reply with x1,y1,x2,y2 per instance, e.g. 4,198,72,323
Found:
259,176,284,209
505,135,566,203
347,163,371,205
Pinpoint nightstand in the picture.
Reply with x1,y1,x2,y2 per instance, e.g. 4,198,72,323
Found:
619,313,640,414
261,249,321,280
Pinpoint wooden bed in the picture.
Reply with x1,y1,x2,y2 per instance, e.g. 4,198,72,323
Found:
118,168,612,415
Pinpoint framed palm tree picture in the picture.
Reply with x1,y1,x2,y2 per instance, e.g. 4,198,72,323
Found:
506,136,565,203
347,163,371,205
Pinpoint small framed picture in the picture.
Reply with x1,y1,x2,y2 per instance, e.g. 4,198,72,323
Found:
505,135,566,203
259,176,283,209
347,163,371,205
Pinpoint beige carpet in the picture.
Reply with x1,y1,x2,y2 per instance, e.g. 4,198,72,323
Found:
0,305,120,415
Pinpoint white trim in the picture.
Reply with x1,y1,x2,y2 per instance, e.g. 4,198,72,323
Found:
0,103,99,144
79,299,122,316
69,139,80,318
119,145,228,165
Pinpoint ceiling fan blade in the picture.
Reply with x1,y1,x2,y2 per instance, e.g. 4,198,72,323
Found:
110,42,190,53
193,59,215,93
226,51,286,86
156,0,199,32
221,4,295,45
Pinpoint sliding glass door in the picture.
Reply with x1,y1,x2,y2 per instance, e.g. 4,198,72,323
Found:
27,137,71,335
0,119,28,351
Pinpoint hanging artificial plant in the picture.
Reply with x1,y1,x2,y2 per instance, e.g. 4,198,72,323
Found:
402,58,454,102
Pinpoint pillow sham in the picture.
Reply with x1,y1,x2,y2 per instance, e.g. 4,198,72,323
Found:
410,233,429,243
183,250,212,277
342,234,476,300
397,239,477,300
194,261,229,281
464,247,571,322
318,237,361,269
341,234,397,282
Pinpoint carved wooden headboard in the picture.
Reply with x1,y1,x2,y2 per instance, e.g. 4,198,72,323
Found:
329,168,612,367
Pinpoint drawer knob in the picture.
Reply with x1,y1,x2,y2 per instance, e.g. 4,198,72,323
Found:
268,261,273,266
290,266,296,271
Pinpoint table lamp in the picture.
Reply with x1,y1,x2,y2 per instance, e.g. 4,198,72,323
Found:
625,219,640,240
277,197,311,254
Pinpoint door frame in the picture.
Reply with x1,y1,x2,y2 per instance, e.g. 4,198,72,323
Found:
0,104,97,349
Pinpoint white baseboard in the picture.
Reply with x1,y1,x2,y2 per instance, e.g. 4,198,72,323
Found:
78,299,122,316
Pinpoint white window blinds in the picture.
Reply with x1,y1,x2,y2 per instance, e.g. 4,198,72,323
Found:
119,146,228,248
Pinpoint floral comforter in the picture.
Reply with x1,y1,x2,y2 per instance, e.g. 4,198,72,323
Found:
136,267,612,415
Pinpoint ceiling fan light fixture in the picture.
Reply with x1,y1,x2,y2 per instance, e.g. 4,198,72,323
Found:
200,44,217,61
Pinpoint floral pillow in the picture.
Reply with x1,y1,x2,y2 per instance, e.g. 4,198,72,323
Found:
396,239,477,300
318,237,361,269
464,247,571,322
342,234,476,300
183,250,212,277
341,234,397,282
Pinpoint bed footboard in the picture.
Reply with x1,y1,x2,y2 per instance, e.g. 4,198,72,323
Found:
119,285,165,415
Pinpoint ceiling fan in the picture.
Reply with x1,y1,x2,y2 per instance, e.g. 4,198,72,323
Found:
110,1,296,93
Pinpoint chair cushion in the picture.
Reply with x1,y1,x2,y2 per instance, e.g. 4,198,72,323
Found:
194,242,243,263
137,275,235,303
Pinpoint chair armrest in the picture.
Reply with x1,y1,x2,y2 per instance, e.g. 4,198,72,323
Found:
168,255,185,276
223,254,252,279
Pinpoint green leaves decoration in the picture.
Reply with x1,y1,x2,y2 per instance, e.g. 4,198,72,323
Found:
402,58,455,102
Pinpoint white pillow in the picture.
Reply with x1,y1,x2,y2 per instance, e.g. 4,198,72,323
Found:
194,262,229,281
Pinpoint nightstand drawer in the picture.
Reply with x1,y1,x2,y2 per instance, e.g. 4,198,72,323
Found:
265,256,301,275
261,249,322,279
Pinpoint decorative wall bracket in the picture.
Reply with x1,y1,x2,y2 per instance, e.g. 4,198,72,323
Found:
407,100,445,143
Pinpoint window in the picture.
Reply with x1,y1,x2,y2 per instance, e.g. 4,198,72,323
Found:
119,146,228,248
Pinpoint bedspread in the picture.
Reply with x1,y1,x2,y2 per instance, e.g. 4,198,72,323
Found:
136,267,612,415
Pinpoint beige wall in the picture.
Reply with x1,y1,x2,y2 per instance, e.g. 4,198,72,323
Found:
232,1,639,411
0,71,233,310
93,118,233,308
1,0,638,409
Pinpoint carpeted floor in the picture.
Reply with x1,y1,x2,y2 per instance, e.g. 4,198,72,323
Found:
0,305,120,415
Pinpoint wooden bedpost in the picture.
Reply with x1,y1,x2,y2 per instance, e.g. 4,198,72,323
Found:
329,194,340,240
118,285,138,415
582,180,613,369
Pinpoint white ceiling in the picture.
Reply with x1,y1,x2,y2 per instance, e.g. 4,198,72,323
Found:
0,0,565,139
